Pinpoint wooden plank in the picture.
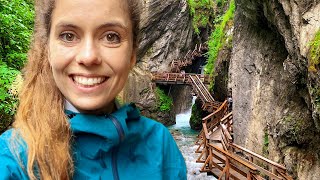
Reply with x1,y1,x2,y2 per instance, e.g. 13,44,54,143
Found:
220,112,233,123
221,124,232,142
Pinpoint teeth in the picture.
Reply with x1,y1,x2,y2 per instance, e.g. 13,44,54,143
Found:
73,76,105,86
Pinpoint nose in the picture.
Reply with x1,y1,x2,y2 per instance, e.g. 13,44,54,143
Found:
76,38,101,66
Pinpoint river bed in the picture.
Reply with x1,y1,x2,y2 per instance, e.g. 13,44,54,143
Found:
168,97,216,180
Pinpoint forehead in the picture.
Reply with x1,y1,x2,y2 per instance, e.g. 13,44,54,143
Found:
52,0,131,27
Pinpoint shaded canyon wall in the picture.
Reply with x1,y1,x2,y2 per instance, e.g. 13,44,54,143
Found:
122,0,194,125
230,0,320,179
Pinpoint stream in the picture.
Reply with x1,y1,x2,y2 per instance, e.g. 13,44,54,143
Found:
168,97,216,180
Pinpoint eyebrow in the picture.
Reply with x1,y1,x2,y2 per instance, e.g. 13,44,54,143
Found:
55,21,129,32
55,22,79,29
98,22,129,31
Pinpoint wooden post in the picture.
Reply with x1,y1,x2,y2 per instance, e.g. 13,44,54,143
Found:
247,171,252,180
225,158,230,180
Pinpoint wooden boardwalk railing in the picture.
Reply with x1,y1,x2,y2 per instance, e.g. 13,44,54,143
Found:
170,43,208,72
152,72,220,113
195,101,293,180
151,72,211,85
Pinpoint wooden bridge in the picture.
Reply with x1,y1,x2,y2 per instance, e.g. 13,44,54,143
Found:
152,72,220,112
152,73,293,179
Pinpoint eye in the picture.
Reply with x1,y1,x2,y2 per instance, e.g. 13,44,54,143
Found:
59,32,77,43
104,32,121,44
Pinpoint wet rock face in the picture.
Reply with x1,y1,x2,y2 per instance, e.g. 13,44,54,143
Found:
231,0,320,179
138,0,193,72
123,0,193,125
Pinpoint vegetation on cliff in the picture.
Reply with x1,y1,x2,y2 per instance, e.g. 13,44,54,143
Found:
0,0,34,133
190,103,202,130
204,0,235,89
308,30,320,129
308,30,320,72
187,0,215,35
187,0,229,35
155,87,173,112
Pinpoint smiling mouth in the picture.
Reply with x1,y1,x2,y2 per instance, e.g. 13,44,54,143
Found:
72,75,107,87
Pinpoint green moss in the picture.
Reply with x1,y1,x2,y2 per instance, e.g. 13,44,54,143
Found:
262,130,269,156
155,87,173,112
283,115,306,136
187,0,215,35
308,30,320,72
190,103,202,130
204,0,235,90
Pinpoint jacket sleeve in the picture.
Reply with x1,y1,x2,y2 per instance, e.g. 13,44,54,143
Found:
161,126,187,180
0,153,26,180
0,130,27,180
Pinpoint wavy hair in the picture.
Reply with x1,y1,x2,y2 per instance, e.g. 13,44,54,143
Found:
12,0,141,179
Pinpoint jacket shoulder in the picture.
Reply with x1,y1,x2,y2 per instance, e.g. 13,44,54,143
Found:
0,129,28,179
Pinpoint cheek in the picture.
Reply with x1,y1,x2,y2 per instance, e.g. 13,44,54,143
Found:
102,48,133,71
49,45,74,70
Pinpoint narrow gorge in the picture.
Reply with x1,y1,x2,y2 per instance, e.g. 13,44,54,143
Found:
121,0,320,179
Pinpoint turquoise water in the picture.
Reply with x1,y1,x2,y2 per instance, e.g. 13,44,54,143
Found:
168,97,216,180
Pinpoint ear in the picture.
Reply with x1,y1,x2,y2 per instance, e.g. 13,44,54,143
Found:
129,49,137,69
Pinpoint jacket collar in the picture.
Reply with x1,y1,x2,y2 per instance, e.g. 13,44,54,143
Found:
65,103,140,158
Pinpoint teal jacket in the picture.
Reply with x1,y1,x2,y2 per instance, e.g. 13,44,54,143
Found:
0,104,187,179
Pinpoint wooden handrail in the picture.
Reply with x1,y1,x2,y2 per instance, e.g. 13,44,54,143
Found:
229,143,287,171
221,124,232,142
202,122,210,140
189,75,209,102
208,144,259,173
202,100,227,121
220,112,232,123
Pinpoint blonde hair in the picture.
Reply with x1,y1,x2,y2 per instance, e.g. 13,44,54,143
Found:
12,0,141,179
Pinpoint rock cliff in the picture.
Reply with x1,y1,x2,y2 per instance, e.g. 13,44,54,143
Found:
230,0,320,179
122,0,194,125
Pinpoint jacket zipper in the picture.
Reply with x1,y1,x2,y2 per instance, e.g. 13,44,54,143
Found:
108,115,125,180
112,147,120,180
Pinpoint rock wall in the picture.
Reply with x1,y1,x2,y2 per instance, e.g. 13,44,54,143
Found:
123,0,194,125
230,0,320,179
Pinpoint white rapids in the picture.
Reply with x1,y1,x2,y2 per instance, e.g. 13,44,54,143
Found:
168,96,216,180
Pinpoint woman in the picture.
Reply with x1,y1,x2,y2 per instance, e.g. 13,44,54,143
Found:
0,0,187,179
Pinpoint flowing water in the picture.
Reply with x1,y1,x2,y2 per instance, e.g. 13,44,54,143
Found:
168,97,216,180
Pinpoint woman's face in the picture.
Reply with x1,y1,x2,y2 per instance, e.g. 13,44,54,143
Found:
48,0,136,113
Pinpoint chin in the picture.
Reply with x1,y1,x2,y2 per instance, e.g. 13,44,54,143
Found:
73,100,114,114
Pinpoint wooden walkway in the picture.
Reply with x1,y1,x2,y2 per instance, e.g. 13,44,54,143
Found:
170,43,208,72
195,102,293,179
152,72,220,113
151,44,293,179
152,75,293,180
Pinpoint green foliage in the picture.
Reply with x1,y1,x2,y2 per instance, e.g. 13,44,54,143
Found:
308,30,320,72
204,0,235,89
187,0,215,35
155,87,173,112
0,0,34,133
0,0,35,69
262,130,269,156
0,63,20,132
190,103,202,130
